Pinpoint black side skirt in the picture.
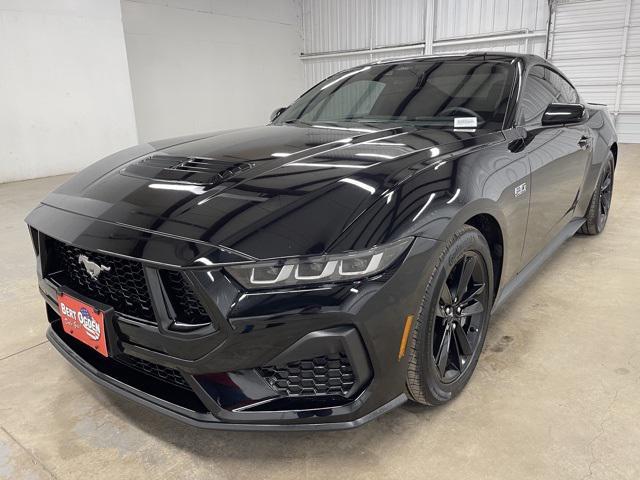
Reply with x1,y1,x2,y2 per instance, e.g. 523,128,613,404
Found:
493,218,586,312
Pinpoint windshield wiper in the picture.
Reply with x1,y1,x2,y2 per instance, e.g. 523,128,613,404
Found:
332,116,397,123
282,119,314,127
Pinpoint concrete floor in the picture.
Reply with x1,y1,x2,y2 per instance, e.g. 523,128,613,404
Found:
1,145,639,480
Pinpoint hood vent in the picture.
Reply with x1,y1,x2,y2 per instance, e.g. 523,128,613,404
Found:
121,154,253,185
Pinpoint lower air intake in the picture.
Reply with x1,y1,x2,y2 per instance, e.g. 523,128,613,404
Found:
258,353,356,397
116,354,191,391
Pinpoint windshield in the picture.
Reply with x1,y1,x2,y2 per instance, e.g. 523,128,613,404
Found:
277,59,515,131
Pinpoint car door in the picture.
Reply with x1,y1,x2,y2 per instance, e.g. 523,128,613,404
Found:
518,65,590,265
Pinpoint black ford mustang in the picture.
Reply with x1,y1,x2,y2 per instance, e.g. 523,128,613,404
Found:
26,53,617,430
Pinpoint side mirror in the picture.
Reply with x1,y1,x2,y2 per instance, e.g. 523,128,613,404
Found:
541,103,586,126
270,107,287,123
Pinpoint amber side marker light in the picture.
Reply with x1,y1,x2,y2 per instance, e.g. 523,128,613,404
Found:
397,314,415,360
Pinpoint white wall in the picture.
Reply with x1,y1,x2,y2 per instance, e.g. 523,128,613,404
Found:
0,0,138,183
122,0,305,142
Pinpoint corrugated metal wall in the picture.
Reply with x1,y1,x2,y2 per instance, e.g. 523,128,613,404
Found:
300,0,640,142
550,0,638,142
436,0,547,38
301,0,549,88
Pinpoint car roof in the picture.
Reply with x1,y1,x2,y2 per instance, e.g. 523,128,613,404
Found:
366,51,548,68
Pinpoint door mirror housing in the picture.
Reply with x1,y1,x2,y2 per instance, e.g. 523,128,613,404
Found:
270,107,287,123
541,103,586,126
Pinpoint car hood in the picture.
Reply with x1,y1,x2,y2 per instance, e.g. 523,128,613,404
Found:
36,124,503,259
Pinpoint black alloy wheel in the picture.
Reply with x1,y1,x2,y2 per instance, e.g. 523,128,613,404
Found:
597,160,613,230
580,152,615,235
406,225,493,406
432,252,489,383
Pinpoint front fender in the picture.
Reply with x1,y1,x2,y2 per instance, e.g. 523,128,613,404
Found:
330,140,529,293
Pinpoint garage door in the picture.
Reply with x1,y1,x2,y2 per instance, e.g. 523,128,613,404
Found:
550,0,639,142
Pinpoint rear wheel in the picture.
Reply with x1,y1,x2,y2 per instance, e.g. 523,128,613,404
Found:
580,152,614,235
406,225,493,405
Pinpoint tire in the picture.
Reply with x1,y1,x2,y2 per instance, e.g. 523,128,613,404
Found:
406,225,494,406
580,152,615,235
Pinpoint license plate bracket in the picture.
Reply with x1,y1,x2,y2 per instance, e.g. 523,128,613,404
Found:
57,292,110,357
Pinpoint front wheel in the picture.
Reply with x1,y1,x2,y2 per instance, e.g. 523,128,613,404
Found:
406,225,493,405
580,152,615,235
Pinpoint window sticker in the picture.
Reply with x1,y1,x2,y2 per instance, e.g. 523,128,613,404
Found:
454,117,478,128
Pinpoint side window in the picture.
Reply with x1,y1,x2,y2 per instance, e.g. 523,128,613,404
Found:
519,66,557,126
548,69,579,103
519,66,579,126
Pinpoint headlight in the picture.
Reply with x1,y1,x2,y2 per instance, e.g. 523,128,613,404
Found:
224,238,412,290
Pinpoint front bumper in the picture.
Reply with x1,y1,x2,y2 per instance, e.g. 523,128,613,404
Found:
46,324,407,431
28,205,442,429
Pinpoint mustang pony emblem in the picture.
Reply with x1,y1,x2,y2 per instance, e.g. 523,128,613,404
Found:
78,254,111,280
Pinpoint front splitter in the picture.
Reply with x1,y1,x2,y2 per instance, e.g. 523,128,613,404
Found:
46,326,407,431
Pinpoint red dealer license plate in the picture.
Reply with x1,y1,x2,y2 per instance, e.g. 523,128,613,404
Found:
57,293,109,357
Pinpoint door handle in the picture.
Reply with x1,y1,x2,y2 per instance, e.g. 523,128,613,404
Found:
578,135,592,149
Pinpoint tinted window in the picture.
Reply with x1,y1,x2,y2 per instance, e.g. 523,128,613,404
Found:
549,70,579,103
519,65,579,125
301,80,386,121
278,59,515,131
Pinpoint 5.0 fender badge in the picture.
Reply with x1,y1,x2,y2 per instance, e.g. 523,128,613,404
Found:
514,182,527,198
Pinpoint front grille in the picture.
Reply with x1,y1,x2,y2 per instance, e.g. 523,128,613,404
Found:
116,354,191,390
161,271,211,325
48,239,155,322
258,353,355,397
47,238,212,327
